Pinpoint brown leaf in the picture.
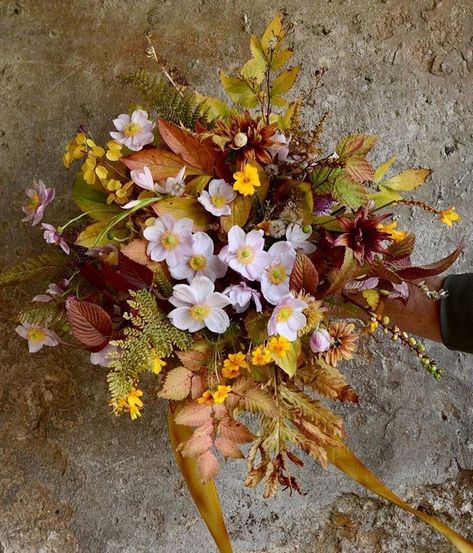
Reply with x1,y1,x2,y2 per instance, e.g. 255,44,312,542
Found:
122,148,200,180
386,233,416,259
336,134,378,158
395,243,463,280
175,402,212,427
179,421,213,458
158,119,221,174
289,250,319,295
177,348,211,372
117,251,153,289
120,239,161,270
197,450,220,483
215,437,244,459
218,418,255,444
159,367,193,401
312,362,359,404
345,156,374,183
66,297,112,351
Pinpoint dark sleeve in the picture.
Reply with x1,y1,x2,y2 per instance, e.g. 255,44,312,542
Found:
440,273,473,354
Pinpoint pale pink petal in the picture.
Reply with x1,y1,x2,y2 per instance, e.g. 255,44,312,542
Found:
205,308,230,333
191,276,215,304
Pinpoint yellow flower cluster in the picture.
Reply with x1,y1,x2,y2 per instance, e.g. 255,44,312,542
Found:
113,387,144,421
63,132,87,168
378,221,408,242
150,351,167,375
267,336,290,357
438,207,460,227
251,345,272,365
222,352,247,378
197,385,232,405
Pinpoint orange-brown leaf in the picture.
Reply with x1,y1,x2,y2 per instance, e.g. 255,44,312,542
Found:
289,250,319,295
122,148,199,180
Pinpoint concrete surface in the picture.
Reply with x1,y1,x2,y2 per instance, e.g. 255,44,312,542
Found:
1,0,472,551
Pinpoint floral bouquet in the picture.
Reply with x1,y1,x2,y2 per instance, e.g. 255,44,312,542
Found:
4,14,472,552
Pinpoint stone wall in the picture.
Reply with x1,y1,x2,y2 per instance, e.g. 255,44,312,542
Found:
0,1,472,551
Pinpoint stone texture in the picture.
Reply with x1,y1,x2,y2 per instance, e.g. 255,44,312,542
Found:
1,0,473,552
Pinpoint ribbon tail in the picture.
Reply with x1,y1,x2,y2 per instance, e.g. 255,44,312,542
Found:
167,409,233,553
327,444,473,553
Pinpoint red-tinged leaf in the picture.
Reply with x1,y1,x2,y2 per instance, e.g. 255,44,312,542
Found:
79,262,130,292
175,402,212,427
345,156,374,183
396,243,462,280
158,119,221,174
386,233,416,259
336,134,378,158
218,418,255,444
159,367,193,401
179,421,214,458
215,437,244,459
122,148,201,180
191,374,206,400
117,251,153,289
177,348,211,372
368,259,403,284
197,450,220,483
289,250,319,295
120,239,161,270
66,297,112,351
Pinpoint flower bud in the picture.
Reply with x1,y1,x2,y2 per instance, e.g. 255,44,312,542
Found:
233,132,248,148
310,328,331,353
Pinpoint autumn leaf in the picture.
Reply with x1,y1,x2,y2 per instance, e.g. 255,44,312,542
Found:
75,221,120,248
271,339,301,378
66,297,112,351
325,248,361,296
175,402,213,427
218,418,255,444
215,437,244,459
194,92,230,122
387,233,416,259
153,197,213,231
382,168,432,192
121,148,199,180
179,421,213,458
289,250,319,295
331,175,368,209
219,71,259,108
345,156,374,183
72,174,121,222
271,66,300,97
336,134,378,158
220,194,252,232
159,367,193,401
373,155,397,184
395,242,462,280
117,251,153,289
197,450,220,483
177,347,211,372
120,239,161,270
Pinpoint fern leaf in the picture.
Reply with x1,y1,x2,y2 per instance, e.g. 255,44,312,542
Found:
119,69,206,128
0,251,69,287
17,300,66,328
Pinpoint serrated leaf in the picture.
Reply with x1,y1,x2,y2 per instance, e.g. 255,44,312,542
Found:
271,66,300,97
66,297,112,351
194,92,230,122
362,289,380,310
271,48,293,71
197,450,220,483
159,367,193,400
117,251,153,289
261,13,284,52
277,100,300,131
396,243,462,280
218,418,254,444
179,421,213,457
120,239,161,270
227,378,278,417
332,175,368,209
373,155,397,184
177,347,211,372
219,71,259,108
121,148,199,180
241,35,267,82
72,174,121,222
271,339,301,377
369,187,402,209
325,248,360,295
215,437,244,459
310,361,359,403
175,402,212,427
220,194,252,232
387,233,416,259
383,168,432,192
289,250,319,295
345,156,374,183
75,221,119,248
336,134,377,158
153,197,213,231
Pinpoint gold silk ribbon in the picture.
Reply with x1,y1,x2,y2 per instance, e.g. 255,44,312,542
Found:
167,410,233,553
327,444,473,553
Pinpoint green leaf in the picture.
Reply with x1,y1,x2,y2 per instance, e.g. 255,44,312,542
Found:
373,155,397,184
75,221,120,248
261,13,284,52
220,194,252,232
271,48,293,71
241,35,267,83
277,100,300,131
331,175,368,209
369,186,402,209
271,66,300,97
383,168,432,192
194,92,230,122
185,174,212,196
219,71,259,108
271,339,301,377
336,134,378,159
72,174,121,222
153,197,213,231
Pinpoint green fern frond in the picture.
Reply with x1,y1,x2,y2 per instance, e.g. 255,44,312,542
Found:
17,300,66,328
107,289,193,402
118,69,207,128
153,265,173,297
0,250,70,287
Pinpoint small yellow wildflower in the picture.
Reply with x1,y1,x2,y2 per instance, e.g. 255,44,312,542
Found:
378,221,408,242
150,351,167,375
267,336,290,357
63,132,87,168
106,140,123,161
438,207,461,227
251,345,273,366
86,138,105,158
126,387,144,421
212,385,232,404
104,179,133,205
364,319,379,334
82,156,108,185
197,390,214,405
233,163,260,196
222,352,248,379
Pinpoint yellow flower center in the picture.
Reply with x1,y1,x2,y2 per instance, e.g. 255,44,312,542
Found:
26,327,46,342
267,264,287,285
160,231,180,250
211,194,226,208
236,245,255,265
123,122,141,137
28,192,40,209
276,306,293,323
188,254,208,271
190,304,210,321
